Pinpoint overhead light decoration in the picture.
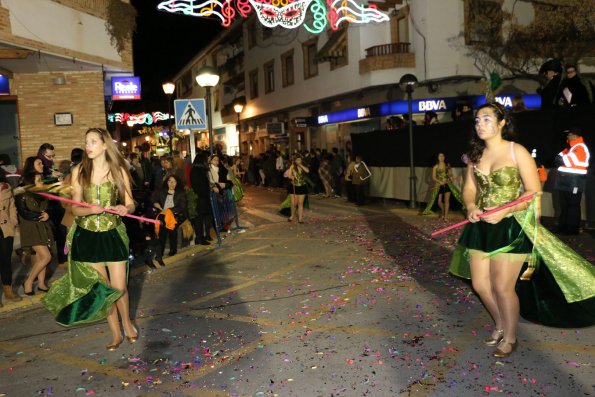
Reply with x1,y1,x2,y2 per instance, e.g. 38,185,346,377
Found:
156,0,387,32
107,112,173,126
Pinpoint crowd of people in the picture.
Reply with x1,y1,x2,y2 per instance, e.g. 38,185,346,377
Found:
0,134,378,310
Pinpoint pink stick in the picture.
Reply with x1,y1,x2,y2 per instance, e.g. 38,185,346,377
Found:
35,192,160,225
431,193,536,237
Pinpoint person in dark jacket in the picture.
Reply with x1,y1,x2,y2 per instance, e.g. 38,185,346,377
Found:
538,65,562,110
558,64,592,107
190,151,213,245
152,174,187,264
15,157,54,295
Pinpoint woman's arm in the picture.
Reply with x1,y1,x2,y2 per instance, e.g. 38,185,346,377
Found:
462,163,482,222
511,144,541,212
110,167,135,216
431,165,439,184
299,163,309,173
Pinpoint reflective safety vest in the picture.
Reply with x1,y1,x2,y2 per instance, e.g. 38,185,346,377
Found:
558,137,590,175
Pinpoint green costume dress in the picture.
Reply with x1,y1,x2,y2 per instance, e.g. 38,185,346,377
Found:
449,166,595,327
43,182,129,326
422,166,464,215
280,169,311,216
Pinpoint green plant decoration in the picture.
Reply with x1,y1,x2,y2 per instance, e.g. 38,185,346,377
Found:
105,0,137,54
185,187,198,220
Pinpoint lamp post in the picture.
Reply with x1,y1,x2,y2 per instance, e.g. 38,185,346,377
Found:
195,65,220,155
125,120,134,153
232,96,246,158
399,73,418,209
162,82,175,154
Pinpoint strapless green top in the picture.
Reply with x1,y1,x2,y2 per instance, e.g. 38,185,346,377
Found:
75,181,122,232
474,166,521,209
435,167,448,183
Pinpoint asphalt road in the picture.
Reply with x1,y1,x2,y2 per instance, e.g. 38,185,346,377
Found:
1,186,594,397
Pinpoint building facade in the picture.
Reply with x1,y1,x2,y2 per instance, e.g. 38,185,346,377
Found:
0,0,133,166
172,0,592,157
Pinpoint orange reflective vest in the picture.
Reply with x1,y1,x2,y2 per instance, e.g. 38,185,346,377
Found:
557,136,590,175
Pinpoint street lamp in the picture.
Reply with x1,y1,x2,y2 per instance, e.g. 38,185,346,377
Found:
125,119,134,152
232,96,246,157
162,81,175,154
399,73,418,209
195,65,220,155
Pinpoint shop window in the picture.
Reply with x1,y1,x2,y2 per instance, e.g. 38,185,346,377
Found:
249,68,259,99
264,60,275,94
281,49,294,87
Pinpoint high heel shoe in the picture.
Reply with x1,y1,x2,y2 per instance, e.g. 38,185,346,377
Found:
493,340,518,358
125,327,139,343
22,283,35,296
483,329,504,346
156,258,166,267
37,286,49,293
106,337,123,351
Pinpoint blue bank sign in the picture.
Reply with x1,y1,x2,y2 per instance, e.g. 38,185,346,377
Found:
0,75,9,95
317,94,542,125
111,76,141,100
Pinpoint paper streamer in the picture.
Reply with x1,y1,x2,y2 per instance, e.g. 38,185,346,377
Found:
34,192,160,225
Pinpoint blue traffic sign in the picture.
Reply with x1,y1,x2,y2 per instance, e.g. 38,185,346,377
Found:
174,99,206,130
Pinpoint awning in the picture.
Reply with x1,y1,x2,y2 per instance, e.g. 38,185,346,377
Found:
316,29,347,63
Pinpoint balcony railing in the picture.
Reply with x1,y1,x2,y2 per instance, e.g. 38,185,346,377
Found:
365,43,410,58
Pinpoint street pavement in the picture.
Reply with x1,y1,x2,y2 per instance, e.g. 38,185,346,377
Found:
1,186,594,397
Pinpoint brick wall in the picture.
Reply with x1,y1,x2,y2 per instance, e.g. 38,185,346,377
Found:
14,71,106,165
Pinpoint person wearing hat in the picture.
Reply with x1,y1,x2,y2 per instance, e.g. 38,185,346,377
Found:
538,64,562,110
554,127,591,235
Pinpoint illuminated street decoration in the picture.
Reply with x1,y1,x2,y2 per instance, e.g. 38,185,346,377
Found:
157,0,388,31
107,112,173,126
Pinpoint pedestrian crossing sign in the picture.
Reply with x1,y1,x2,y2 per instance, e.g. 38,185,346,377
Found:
174,99,206,130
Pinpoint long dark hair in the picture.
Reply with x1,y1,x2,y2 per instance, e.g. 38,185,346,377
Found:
77,128,132,202
467,102,516,163
21,156,42,185
192,151,209,169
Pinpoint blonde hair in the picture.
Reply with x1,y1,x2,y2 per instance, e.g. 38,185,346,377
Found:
78,128,132,202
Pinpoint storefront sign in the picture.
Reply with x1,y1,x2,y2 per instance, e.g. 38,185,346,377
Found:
0,75,9,95
266,122,284,135
317,94,542,125
112,76,141,100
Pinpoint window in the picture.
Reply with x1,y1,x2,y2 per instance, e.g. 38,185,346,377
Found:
249,69,259,99
264,60,275,94
281,49,294,87
390,6,410,44
302,39,318,79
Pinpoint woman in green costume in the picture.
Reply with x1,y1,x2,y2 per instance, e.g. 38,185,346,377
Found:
452,103,542,358
449,103,595,358
280,154,310,221
43,128,137,351
421,153,463,218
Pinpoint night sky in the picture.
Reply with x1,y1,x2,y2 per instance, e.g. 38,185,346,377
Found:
114,0,223,112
